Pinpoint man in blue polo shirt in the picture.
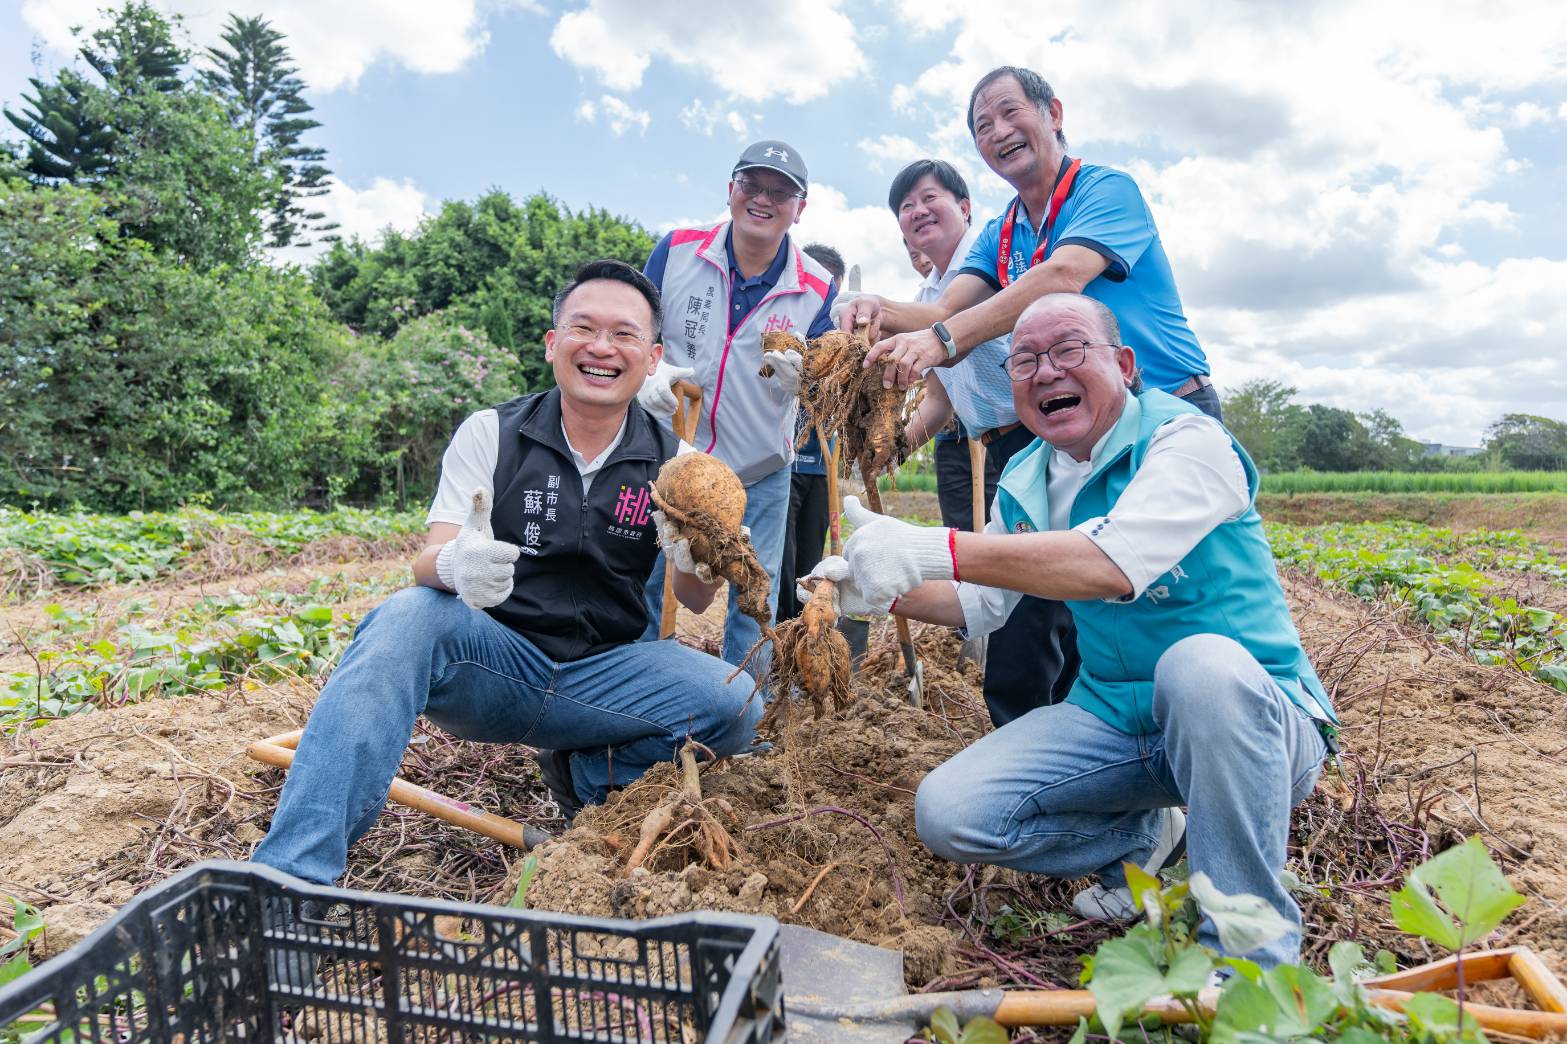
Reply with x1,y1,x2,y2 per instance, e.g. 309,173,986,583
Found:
637,140,837,670
839,66,1220,421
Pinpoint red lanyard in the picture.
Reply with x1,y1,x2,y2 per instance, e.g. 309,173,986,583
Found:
996,157,1081,289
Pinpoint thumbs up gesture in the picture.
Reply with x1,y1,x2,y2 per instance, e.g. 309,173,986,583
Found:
435,488,521,609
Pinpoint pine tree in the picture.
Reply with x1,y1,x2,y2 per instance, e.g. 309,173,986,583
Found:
3,73,116,182
2,2,182,183
202,15,337,249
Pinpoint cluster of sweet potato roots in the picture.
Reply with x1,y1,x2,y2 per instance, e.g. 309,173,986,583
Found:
762,329,910,481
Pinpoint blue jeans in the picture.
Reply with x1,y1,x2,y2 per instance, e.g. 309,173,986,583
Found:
915,634,1326,968
252,586,761,885
642,463,791,673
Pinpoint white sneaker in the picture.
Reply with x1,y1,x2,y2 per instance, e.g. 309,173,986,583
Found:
1072,807,1188,923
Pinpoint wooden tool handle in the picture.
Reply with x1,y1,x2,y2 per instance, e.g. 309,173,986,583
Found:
660,383,705,639
247,731,546,850
968,436,986,532
819,423,842,557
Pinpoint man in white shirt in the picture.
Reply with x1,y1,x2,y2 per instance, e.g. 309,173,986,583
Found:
860,159,1076,725
809,293,1336,968
253,262,762,898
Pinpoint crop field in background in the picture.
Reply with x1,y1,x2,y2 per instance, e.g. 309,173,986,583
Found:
1262,470,1567,494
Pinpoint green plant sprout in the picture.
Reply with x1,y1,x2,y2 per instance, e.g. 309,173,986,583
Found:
1071,835,1521,1042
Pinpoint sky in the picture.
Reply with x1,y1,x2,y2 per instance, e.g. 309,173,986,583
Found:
4,0,1567,446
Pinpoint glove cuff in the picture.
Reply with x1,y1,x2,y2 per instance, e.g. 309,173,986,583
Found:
435,540,457,589
912,527,960,583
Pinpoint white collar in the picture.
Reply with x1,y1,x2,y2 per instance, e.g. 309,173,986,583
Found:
561,414,629,473
919,224,985,294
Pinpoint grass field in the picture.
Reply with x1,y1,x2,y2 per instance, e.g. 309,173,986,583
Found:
1262,470,1567,494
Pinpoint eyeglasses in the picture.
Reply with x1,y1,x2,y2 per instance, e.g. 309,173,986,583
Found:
1000,339,1120,381
559,323,648,350
732,175,806,205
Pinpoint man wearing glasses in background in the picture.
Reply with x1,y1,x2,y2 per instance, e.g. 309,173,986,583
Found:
637,141,837,672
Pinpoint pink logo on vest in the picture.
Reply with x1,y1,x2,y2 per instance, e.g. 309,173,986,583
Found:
761,314,796,334
614,485,651,527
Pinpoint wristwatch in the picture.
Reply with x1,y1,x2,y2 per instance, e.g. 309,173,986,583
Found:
931,321,959,360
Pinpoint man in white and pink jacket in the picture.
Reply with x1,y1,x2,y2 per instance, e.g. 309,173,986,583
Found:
638,140,838,673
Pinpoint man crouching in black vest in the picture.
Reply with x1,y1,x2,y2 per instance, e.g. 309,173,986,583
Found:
253,260,761,886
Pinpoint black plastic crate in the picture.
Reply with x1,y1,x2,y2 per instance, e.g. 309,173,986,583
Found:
0,859,785,1042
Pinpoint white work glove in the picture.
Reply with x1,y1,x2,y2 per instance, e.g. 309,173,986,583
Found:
760,346,804,396
839,496,956,609
637,358,695,421
798,557,888,617
655,509,748,584
435,488,521,609
654,509,715,583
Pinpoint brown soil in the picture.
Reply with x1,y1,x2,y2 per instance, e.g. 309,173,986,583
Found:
1257,492,1567,539
7,552,1567,991
1282,568,1567,970
512,625,985,988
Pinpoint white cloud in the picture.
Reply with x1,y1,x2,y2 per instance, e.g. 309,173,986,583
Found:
19,0,537,91
680,99,749,138
873,0,1567,442
596,95,651,136
549,0,866,103
267,175,432,265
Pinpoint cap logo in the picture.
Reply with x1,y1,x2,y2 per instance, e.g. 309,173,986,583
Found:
763,147,790,162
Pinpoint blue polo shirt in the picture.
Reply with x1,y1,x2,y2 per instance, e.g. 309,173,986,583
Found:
959,161,1209,394
644,229,837,338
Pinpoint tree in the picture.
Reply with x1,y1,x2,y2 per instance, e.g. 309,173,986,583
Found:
1485,414,1567,471
201,15,336,249
0,179,358,509
1219,379,1305,471
1297,404,1377,472
1358,408,1428,470
311,190,656,390
78,1,184,96
3,72,117,182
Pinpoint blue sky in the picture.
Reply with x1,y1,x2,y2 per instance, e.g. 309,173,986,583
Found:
5,0,1567,445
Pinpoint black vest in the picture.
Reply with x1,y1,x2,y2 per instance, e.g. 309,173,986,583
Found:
486,389,679,662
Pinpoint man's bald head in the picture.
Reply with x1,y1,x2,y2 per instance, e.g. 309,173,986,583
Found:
1017,293,1121,346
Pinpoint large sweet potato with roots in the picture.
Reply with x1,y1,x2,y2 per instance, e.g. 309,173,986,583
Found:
762,329,909,484
650,453,772,631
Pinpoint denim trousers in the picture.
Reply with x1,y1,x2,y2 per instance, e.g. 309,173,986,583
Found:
252,586,761,885
642,463,791,673
915,634,1326,968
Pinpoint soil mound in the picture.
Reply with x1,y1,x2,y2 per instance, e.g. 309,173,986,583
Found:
514,626,984,987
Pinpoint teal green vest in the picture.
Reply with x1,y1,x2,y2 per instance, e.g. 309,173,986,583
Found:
996,391,1335,735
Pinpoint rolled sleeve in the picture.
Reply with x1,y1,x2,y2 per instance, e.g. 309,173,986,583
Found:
1074,416,1250,600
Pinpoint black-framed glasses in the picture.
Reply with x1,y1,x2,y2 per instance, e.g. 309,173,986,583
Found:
732,174,806,205
1000,339,1120,381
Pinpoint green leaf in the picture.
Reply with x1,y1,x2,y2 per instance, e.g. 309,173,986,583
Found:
508,854,540,910
1391,836,1523,950
1086,929,1166,1039
1165,945,1215,996
1212,978,1279,1037
1404,991,1483,1039
955,1015,1007,1044
293,604,333,626
1065,1017,1089,1044
0,950,31,987
1188,872,1292,956
1328,940,1367,984
928,1006,959,1044
1125,861,1162,916
1257,963,1337,1036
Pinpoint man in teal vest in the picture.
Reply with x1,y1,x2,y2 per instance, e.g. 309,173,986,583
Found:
807,293,1336,967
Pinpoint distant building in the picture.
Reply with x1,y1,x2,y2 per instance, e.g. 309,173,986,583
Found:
1419,442,1482,458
